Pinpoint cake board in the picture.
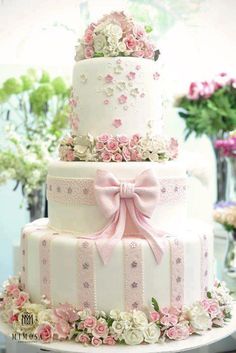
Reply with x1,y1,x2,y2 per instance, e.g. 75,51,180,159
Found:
1,303,236,353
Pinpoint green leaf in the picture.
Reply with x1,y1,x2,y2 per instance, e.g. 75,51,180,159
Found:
151,297,160,312
3,78,22,95
145,25,153,33
0,88,9,103
52,77,68,95
29,84,54,115
207,291,212,299
20,75,34,91
40,71,50,83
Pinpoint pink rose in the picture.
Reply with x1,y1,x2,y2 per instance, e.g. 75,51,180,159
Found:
84,316,97,329
6,284,20,298
132,50,145,58
160,307,169,315
200,81,215,98
131,149,141,161
187,82,202,100
106,138,119,152
131,134,141,143
92,322,108,338
84,46,94,59
112,152,123,162
144,48,154,59
9,313,18,324
112,118,122,128
75,333,90,344
133,25,145,39
96,141,105,151
160,314,178,327
103,336,116,345
104,74,114,83
53,303,79,323
36,323,53,343
55,319,71,339
117,135,129,145
124,35,137,50
101,151,112,162
97,133,110,143
150,311,160,322
166,326,178,340
14,292,29,308
66,149,75,162
84,29,94,45
213,72,232,89
118,94,127,104
175,324,190,340
91,337,102,346
122,146,131,161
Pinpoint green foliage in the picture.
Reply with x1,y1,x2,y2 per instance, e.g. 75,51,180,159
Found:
177,85,236,139
0,69,70,204
151,297,160,312
144,25,153,33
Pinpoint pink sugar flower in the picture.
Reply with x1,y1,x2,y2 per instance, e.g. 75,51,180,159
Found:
66,149,75,161
133,25,145,39
131,149,142,161
160,314,178,327
75,333,90,344
55,319,71,339
112,152,123,162
112,118,122,128
122,146,131,161
6,284,20,298
117,135,129,145
101,151,112,162
92,322,108,338
36,323,54,343
118,94,127,104
175,324,190,340
96,141,105,151
127,71,136,80
131,133,141,143
153,72,160,80
132,50,145,58
103,336,116,345
124,35,137,50
53,303,79,323
84,316,97,329
14,292,29,308
97,133,110,143
84,29,94,45
69,98,77,107
84,46,94,59
9,313,18,324
104,99,109,105
91,337,102,346
166,326,178,340
105,74,114,83
107,138,119,152
150,311,160,322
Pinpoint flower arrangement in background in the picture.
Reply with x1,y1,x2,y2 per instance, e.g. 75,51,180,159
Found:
75,11,159,61
0,69,70,220
0,277,232,346
176,73,236,139
59,133,178,162
215,131,236,158
213,202,236,232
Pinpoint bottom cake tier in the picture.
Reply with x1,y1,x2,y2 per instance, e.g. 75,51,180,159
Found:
20,218,214,313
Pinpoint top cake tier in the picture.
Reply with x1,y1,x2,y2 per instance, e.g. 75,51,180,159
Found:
70,57,162,137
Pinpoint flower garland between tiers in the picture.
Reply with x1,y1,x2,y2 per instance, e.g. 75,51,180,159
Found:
0,277,233,346
58,134,178,162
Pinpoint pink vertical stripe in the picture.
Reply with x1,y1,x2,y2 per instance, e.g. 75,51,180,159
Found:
199,233,209,298
39,233,53,300
124,237,144,311
170,237,184,307
20,229,28,291
77,239,96,312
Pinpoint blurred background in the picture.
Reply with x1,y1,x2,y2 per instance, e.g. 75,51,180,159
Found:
0,0,236,351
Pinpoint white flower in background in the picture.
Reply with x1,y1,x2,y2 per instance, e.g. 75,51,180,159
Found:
211,282,233,314
143,322,161,344
132,310,148,329
185,302,212,331
123,328,144,345
94,34,107,52
110,309,121,320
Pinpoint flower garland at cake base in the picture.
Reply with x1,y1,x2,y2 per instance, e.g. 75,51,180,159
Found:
0,277,233,346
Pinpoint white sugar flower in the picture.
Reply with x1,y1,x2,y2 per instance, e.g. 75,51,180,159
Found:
107,24,123,39
38,309,53,323
123,328,144,345
185,302,212,331
112,320,125,334
143,322,161,344
94,34,107,52
132,310,148,329
149,152,160,162
117,40,126,53
120,311,132,322
110,309,121,320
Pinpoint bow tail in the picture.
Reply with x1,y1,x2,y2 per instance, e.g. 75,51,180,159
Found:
126,200,165,264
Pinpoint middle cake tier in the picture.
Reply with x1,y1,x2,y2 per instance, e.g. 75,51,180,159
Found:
47,160,187,234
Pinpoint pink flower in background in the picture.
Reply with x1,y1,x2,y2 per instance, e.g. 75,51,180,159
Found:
213,72,232,89
84,316,97,329
105,74,114,83
69,98,77,107
169,138,178,159
160,314,178,327
127,72,136,80
53,303,79,323
107,138,119,152
84,29,94,45
91,337,102,346
37,323,54,343
55,319,71,339
124,35,137,50
145,48,154,59
6,284,20,298
84,46,94,59
133,25,145,39
76,333,90,344
118,94,127,104
96,141,105,151
175,324,190,340
101,151,112,162
150,311,160,322
112,152,123,162
112,119,122,128
97,133,110,143
92,322,108,338
132,50,145,58
14,292,29,308
117,135,129,145
187,82,202,100
104,336,116,345
200,81,215,98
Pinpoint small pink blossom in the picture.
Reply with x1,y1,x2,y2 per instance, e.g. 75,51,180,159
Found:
6,284,20,298
84,29,94,45
145,49,154,59
9,313,18,324
127,72,136,80
84,46,94,59
105,74,114,83
92,322,108,338
101,151,112,162
169,138,178,159
55,319,71,339
133,25,145,39
160,314,178,327
103,336,116,345
36,323,53,343
97,133,110,143
187,82,202,100
112,118,122,128
106,138,119,152
118,94,127,104
96,141,105,151
75,333,90,344
122,146,131,161
117,135,129,145
153,72,160,80
91,337,102,346
69,98,77,107
104,99,109,105
213,72,232,89
84,316,97,329
150,311,160,322
132,133,141,143
112,152,123,162
53,303,79,323
124,35,137,50
200,81,215,98
14,292,29,308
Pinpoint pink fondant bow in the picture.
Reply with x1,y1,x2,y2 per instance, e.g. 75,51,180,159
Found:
82,169,166,265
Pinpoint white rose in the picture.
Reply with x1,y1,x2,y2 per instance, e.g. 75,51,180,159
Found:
112,320,125,334
123,329,144,345
78,309,91,320
109,24,123,39
132,310,148,329
38,309,53,323
110,309,121,320
118,40,126,52
143,322,161,344
94,34,107,52
120,311,132,322
149,152,160,162
187,303,212,331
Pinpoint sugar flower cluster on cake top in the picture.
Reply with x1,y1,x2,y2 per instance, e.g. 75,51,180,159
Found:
75,11,159,61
